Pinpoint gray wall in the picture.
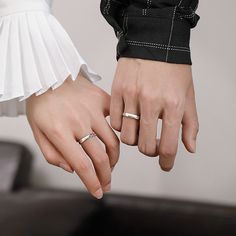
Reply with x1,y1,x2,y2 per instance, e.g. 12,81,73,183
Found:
0,0,236,205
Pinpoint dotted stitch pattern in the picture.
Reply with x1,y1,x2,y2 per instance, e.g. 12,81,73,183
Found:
126,40,190,50
127,42,190,53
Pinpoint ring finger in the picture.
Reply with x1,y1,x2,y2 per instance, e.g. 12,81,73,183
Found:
120,94,140,146
42,128,103,199
76,130,112,192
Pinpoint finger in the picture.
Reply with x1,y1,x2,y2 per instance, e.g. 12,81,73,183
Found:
43,127,103,199
138,100,159,157
121,91,139,146
182,85,199,153
159,105,184,171
77,130,112,193
101,90,111,117
110,84,124,131
92,118,120,169
32,126,73,173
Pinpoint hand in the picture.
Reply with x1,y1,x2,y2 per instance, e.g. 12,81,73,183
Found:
110,58,199,171
26,74,120,199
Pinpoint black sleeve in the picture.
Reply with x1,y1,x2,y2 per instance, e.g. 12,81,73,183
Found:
100,0,199,65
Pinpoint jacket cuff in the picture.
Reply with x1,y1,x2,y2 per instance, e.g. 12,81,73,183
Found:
117,10,194,65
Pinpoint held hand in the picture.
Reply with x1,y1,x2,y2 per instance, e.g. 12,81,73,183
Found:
110,58,199,171
26,75,120,199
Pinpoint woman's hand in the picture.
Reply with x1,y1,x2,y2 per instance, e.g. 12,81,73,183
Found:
110,58,199,171
26,74,120,199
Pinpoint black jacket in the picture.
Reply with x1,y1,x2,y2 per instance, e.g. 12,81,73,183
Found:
100,0,199,65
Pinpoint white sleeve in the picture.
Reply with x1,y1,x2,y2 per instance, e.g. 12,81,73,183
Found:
0,0,101,117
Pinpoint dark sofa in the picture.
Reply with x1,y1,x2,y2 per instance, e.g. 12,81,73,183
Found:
0,141,236,236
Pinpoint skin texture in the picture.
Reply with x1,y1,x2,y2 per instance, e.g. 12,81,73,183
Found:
26,74,120,199
110,58,199,171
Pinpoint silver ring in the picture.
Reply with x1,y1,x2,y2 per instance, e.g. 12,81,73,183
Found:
122,112,140,120
78,133,97,144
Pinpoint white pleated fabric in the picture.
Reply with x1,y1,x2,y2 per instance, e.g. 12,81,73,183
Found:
0,0,101,116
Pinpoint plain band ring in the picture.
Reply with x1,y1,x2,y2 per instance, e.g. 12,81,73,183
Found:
122,112,140,120
78,133,97,144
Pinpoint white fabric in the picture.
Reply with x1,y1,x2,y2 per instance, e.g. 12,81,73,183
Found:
0,0,101,117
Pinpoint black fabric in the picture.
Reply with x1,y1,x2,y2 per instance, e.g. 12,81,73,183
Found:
100,0,199,65
0,189,98,236
1,190,236,236
0,141,32,192
85,195,236,236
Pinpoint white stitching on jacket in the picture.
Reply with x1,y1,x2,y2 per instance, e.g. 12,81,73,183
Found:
142,8,147,16
127,40,190,50
147,0,152,8
182,13,196,18
165,6,178,61
127,42,190,53
103,0,111,14
178,0,183,7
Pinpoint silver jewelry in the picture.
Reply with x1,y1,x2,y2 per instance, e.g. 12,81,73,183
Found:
78,133,97,144
122,112,140,120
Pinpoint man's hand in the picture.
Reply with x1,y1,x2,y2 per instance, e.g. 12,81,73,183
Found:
110,58,199,171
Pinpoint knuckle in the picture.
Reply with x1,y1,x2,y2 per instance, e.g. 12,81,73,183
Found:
44,152,57,165
159,148,176,159
72,118,89,135
95,155,108,166
49,123,64,138
62,99,76,109
77,160,91,173
193,121,200,133
165,97,184,111
112,85,121,97
123,85,137,98
70,114,82,126
138,144,157,157
139,89,157,104
121,134,137,146
108,137,120,151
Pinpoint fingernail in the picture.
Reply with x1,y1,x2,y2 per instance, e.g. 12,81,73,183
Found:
59,163,73,173
93,188,103,199
103,183,111,192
